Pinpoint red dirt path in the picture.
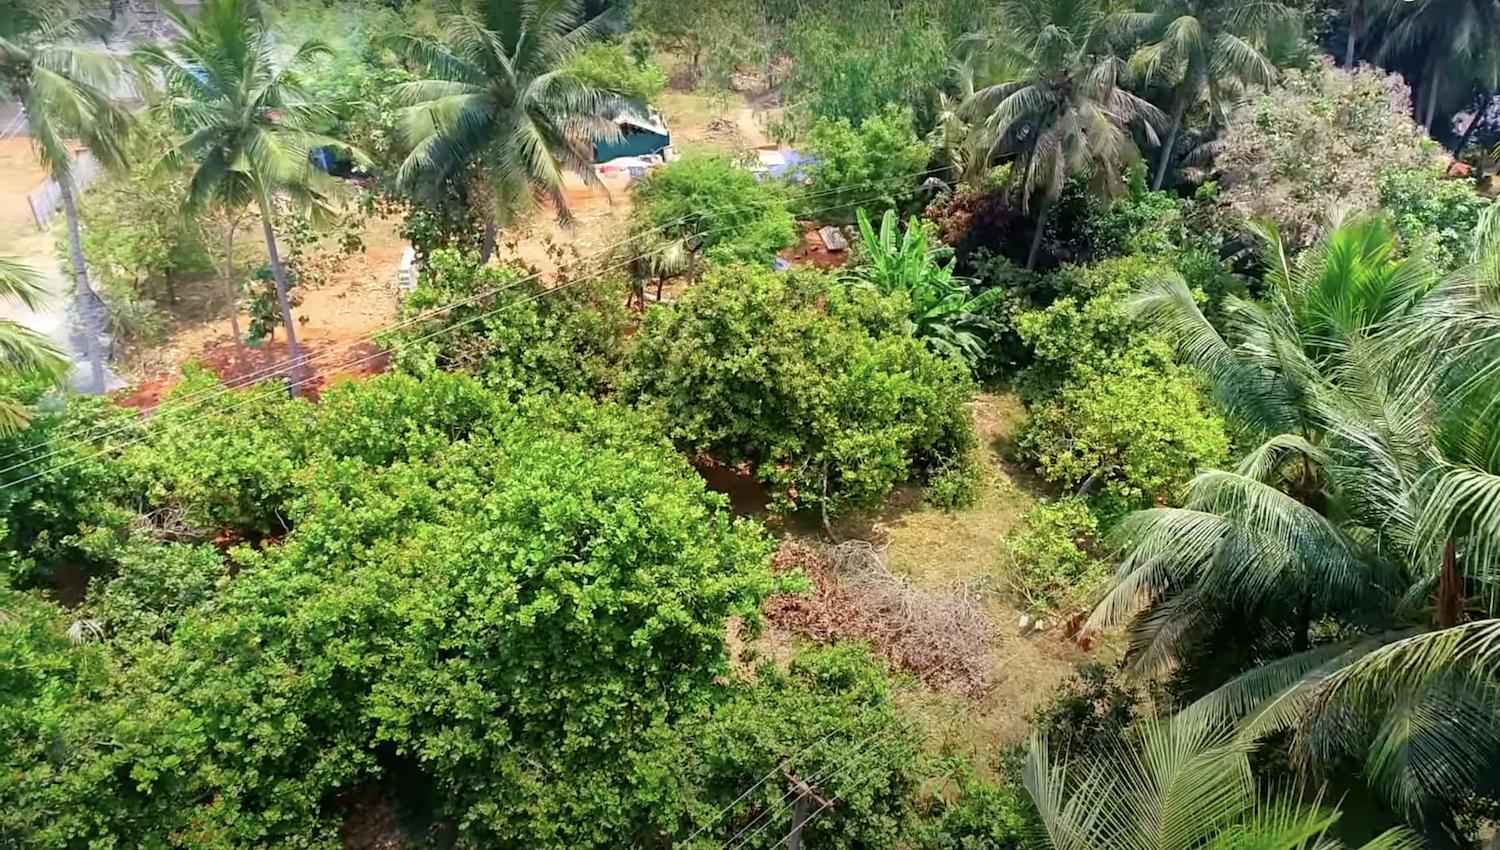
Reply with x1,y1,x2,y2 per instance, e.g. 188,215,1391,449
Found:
114,334,390,410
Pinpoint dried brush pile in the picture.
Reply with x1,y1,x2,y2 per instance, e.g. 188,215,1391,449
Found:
766,539,996,697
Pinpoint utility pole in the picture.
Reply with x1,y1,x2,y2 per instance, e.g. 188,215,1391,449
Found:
784,773,832,850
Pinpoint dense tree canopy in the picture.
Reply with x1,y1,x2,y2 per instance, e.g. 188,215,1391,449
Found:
3,0,1500,846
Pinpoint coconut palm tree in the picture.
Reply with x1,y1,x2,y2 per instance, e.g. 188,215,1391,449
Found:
2,1,132,395
1085,212,1439,661
1376,0,1500,133
136,0,356,394
1095,213,1500,833
390,0,621,261
1122,0,1293,189
1026,711,1419,850
962,0,1165,269
0,257,69,435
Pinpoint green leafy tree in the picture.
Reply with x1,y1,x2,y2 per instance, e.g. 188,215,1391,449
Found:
2,0,133,394
963,0,1165,268
632,154,797,266
802,107,933,221
1123,0,1293,189
0,259,68,434
1378,165,1493,273
847,208,1001,369
391,0,619,260
0,372,781,849
1003,498,1106,612
137,0,356,394
382,248,630,399
566,40,668,103
784,3,951,127
1018,358,1231,513
626,264,975,519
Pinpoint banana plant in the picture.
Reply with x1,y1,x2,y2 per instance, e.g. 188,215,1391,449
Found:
846,207,1002,369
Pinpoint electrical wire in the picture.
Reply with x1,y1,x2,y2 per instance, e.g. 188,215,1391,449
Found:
0,165,948,477
0,179,947,492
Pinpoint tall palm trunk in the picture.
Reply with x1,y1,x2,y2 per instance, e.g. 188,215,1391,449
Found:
1026,204,1052,270
58,177,107,395
224,218,243,347
254,195,306,394
481,214,498,263
1437,535,1462,628
1153,93,1189,191
1423,61,1443,134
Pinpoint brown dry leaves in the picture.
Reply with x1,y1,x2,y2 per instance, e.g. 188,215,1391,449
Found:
766,539,997,698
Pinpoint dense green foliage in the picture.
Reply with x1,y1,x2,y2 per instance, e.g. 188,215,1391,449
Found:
847,209,1000,369
627,265,976,514
0,372,801,849
1019,360,1231,513
632,155,798,265
566,41,669,103
5,0,1500,845
1002,499,1104,613
802,108,932,221
783,7,950,127
382,249,630,399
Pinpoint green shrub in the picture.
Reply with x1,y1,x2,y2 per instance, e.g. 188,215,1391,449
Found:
382,249,630,399
632,155,798,265
924,450,984,510
566,41,669,103
677,645,922,850
120,364,314,539
6,378,778,850
626,264,976,515
1018,360,1231,514
784,8,949,127
1378,166,1492,272
1002,498,1104,612
0,381,139,589
1029,662,1142,759
912,762,1033,850
84,539,228,643
1012,255,1178,395
802,107,931,222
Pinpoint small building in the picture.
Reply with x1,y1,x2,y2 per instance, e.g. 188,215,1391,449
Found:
593,109,671,163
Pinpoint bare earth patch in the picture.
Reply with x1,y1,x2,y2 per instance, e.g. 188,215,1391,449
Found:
763,392,1087,767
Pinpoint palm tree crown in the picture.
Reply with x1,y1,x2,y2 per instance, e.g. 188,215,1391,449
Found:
391,0,621,258
963,0,1165,267
2,0,132,395
137,0,354,393
0,257,69,436
1122,0,1292,189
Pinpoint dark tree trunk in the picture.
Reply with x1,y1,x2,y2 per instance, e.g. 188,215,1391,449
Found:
1343,5,1360,66
255,196,306,395
1455,90,1492,153
1437,535,1462,628
1025,204,1052,270
480,214,498,263
59,178,107,395
1292,602,1312,652
1153,94,1189,191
